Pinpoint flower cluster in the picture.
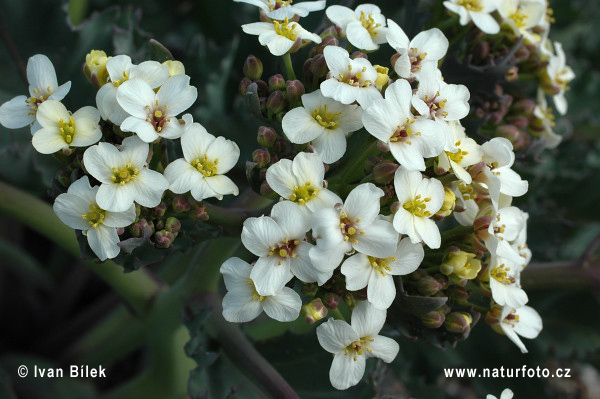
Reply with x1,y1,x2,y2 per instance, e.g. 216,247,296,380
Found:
223,0,560,390
0,52,240,262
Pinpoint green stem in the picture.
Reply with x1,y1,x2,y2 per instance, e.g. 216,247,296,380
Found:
0,180,164,316
282,53,296,81
441,225,474,243
330,308,346,321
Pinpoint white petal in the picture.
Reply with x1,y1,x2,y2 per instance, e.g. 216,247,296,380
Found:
389,238,424,275
354,219,399,258
121,135,151,167
130,169,169,208
27,54,58,94
32,127,67,154
35,100,69,128
116,79,156,119
222,292,263,323
271,201,310,239
53,192,93,231
368,335,399,362
351,300,386,337
220,257,252,291
329,352,366,390
87,224,121,261
157,75,197,116
205,175,239,198
367,273,396,309
282,107,323,144
0,95,34,129
129,61,169,88
413,217,441,249
206,136,240,174
241,216,284,256
343,183,382,225
386,19,409,49
103,205,136,228
346,21,378,51
471,11,500,34
411,28,448,61
250,256,294,296
393,207,419,242
317,318,359,353
181,122,215,161
164,159,199,193
82,143,121,183
96,182,136,213
341,253,371,291
513,306,542,339
266,159,295,199
262,287,302,322
312,130,347,164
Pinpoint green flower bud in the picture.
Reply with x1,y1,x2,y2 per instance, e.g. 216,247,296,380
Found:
129,218,154,238
252,148,271,168
444,312,472,334
171,195,191,213
257,126,277,147
417,275,442,296
155,229,175,249
420,310,446,329
302,298,328,324
268,74,286,92
165,217,181,234
372,161,399,185
243,54,263,80
84,50,110,89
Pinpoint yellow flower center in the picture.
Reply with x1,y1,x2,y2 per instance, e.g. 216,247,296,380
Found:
339,212,363,244
289,182,319,204
273,17,297,40
81,203,106,228
457,0,483,12
359,11,381,37
338,65,373,87
457,181,476,200
312,104,341,129
403,194,432,217
491,264,515,284
58,116,76,145
390,118,420,145
368,256,396,276
191,154,219,177
145,100,170,133
268,238,301,264
344,336,374,361
447,142,469,164
111,162,139,185
112,70,129,87
510,7,528,28
248,280,266,301
26,88,50,115
267,0,293,10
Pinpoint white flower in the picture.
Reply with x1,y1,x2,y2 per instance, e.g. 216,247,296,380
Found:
341,237,423,309
282,90,363,163
164,122,239,201
53,176,136,261
310,183,399,280
31,101,101,154
451,180,479,226
488,255,528,308
117,75,197,142
362,79,446,171
498,0,546,44
220,257,301,323
412,63,470,121
545,41,575,115
443,0,500,34
83,135,169,212
436,121,482,184
326,4,387,51
320,46,382,107
393,166,445,249
234,0,326,20
498,305,542,353
242,18,322,56
0,54,71,134
487,388,514,399
532,88,561,148
241,201,326,295
486,206,527,263
316,301,399,390
266,152,342,214
162,60,185,77
96,55,169,125
386,21,449,80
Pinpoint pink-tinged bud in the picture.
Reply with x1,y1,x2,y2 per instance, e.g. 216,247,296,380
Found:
259,181,278,198
252,149,271,168
257,126,277,147
155,219,165,230
285,80,305,105
116,227,125,235
444,312,472,334
495,124,528,149
420,311,446,329
484,304,502,326
377,140,390,153
373,162,399,185
508,115,529,129
435,274,449,290
506,66,519,82
130,218,155,238
320,26,338,38
190,203,209,222
155,229,175,249
303,58,314,82
390,201,401,214
171,195,191,213
301,282,319,297
273,138,293,155
323,292,341,309
154,202,167,218
266,90,285,116
243,55,263,80
84,50,110,89
512,98,536,115
381,184,394,204
135,204,141,217
364,156,381,174
316,35,339,54
390,53,400,67
253,79,269,97
514,45,530,61
165,217,181,235
268,74,286,92
310,54,329,79
446,285,470,305
302,298,328,324
350,51,367,60
239,77,252,96
417,275,442,296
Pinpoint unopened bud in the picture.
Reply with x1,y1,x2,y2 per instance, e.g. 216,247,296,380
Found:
506,66,519,82
165,217,181,235
473,41,489,61
56,169,71,188
239,77,252,96
514,45,530,61
350,51,367,60
154,202,167,218
434,187,456,219
116,227,125,235
374,65,389,90
364,156,381,174
310,54,328,79
257,126,277,147
342,292,356,308
171,195,191,213
285,80,305,106
273,138,293,155
252,148,271,168
417,275,442,296
316,35,339,54
243,55,263,80
444,312,472,334
373,161,399,185
512,98,536,115
259,181,278,198
253,79,269,97
441,247,482,280
420,311,445,329
446,285,470,305
268,74,286,92
322,292,341,309
302,298,328,324
266,90,285,116
129,218,155,238
390,201,401,214
508,115,529,129
84,50,110,89
190,204,209,221
155,229,175,249
302,282,319,297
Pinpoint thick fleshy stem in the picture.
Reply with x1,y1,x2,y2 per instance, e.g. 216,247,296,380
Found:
282,52,297,81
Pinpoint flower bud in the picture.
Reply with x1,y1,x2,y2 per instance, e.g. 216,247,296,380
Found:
416,275,442,296
446,285,470,305
155,229,175,249
342,292,356,308
512,98,536,116
268,74,286,92
253,79,270,97
373,161,399,185
84,50,110,89
55,169,71,188
252,148,271,168
473,41,489,61
350,51,367,60
374,65,389,90
441,247,482,280
165,217,181,235
171,195,191,213
116,227,125,235
273,138,293,155
257,126,277,147
239,77,252,96
243,54,263,80
302,298,328,324
266,90,285,116
506,66,519,82
259,181,278,198
154,202,167,218
444,312,472,334
301,282,319,297
316,35,339,54
434,187,456,219
129,218,155,238
285,80,305,106
507,115,529,129
420,311,446,329
377,140,390,153
322,292,341,309
514,45,530,62
190,203,209,222
390,201,401,214
310,54,329,79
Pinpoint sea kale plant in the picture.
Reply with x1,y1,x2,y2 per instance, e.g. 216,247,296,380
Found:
0,0,581,397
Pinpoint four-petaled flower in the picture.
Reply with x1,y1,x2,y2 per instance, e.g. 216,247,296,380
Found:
242,18,322,56
326,4,388,51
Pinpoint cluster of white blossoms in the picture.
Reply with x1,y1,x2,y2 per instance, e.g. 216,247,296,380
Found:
0,52,240,261
227,1,551,390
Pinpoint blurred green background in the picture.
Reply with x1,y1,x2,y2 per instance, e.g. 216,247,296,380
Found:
0,0,599,398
